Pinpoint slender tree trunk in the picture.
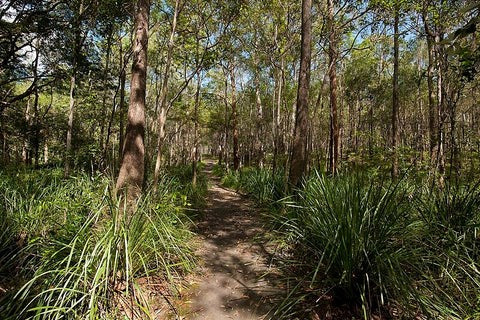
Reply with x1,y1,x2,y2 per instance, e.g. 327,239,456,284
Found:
224,79,229,168
327,0,339,175
23,99,31,164
32,41,40,167
289,0,312,188
153,0,180,187
116,0,150,199
64,0,84,177
277,59,284,159
118,38,126,167
424,21,436,162
192,72,201,187
391,6,400,179
435,32,445,186
254,43,264,167
100,26,113,156
230,63,240,171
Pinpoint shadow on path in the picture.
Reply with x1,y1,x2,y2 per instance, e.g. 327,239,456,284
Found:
183,161,285,320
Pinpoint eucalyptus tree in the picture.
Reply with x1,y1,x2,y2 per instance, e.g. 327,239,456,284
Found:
116,0,150,198
153,0,181,187
289,0,312,188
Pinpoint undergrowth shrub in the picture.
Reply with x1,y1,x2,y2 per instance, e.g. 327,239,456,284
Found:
221,167,285,206
167,163,208,208
265,172,480,319
411,182,480,318
221,170,240,189
211,163,227,177
272,172,413,318
0,169,195,319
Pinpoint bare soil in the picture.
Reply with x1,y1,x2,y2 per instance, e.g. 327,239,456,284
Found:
177,161,285,319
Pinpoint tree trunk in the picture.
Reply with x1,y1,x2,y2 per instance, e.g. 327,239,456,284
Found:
423,16,436,163
289,0,312,188
435,32,445,186
222,71,229,168
32,41,40,167
118,38,126,167
192,72,201,187
116,0,150,199
153,0,180,187
327,0,339,175
391,6,400,179
254,41,264,167
64,0,84,177
230,63,240,171
100,26,113,157
23,99,31,164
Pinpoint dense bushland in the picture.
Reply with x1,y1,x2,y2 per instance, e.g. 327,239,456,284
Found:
0,167,205,319
219,167,480,319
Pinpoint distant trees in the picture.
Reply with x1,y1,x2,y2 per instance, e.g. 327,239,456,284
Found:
1,0,479,192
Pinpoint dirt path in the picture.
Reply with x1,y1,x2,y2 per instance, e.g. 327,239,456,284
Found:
178,161,284,319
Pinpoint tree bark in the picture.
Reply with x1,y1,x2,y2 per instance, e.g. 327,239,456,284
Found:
391,6,400,179
423,13,436,163
153,0,180,187
64,0,84,177
192,72,201,187
289,0,312,188
32,41,40,167
327,0,339,175
118,38,127,168
230,63,239,171
116,0,150,199
435,32,445,186
100,26,113,157
253,39,264,167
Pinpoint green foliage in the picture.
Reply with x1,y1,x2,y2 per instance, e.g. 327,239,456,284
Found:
211,163,227,177
0,168,196,319
221,170,240,189
235,168,480,319
412,182,480,318
276,173,413,317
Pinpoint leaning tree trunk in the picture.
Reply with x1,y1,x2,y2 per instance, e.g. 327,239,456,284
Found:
289,0,312,188
116,0,150,199
391,6,400,179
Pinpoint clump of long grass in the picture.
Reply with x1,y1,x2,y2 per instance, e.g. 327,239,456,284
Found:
412,182,480,319
221,169,240,189
275,172,413,317
0,169,195,319
167,163,208,208
220,167,285,206
238,168,285,206
211,163,227,177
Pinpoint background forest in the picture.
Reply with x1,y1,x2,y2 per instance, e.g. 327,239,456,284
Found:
1,0,480,319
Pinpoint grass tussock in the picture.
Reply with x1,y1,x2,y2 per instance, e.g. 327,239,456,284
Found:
217,167,480,319
0,168,197,319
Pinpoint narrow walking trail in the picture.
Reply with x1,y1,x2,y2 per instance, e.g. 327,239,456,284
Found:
178,161,285,319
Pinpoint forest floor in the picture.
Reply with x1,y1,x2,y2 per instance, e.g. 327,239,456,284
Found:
173,160,285,319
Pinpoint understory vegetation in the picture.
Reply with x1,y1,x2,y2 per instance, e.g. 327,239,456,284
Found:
219,166,480,319
0,166,205,319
